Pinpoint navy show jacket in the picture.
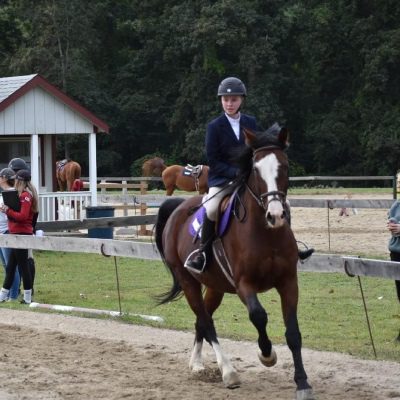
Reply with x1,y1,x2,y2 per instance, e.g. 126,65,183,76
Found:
205,113,257,187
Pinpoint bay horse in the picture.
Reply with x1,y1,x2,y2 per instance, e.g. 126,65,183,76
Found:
142,157,167,177
56,159,81,191
155,125,314,399
162,165,209,195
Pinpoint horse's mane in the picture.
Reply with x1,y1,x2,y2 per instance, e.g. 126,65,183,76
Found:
231,123,288,177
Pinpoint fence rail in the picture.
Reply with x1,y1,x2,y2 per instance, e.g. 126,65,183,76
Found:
0,234,399,280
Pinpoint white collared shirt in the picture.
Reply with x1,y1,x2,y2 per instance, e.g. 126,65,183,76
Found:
225,113,241,140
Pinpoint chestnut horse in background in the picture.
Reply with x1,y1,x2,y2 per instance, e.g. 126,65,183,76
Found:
56,160,81,191
162,165,209,195
142,157,167,177
154,124,314,399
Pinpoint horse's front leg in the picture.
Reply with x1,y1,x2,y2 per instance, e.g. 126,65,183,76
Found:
186,286,240,388
240,292,277,367
278,282,314,400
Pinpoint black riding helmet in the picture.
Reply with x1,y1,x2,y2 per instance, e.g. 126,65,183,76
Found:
8,158,28,172
217,77,247,97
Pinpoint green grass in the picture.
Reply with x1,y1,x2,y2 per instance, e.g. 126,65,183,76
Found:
1,251,398,363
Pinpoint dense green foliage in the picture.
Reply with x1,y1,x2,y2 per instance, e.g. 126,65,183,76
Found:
1,1,399,176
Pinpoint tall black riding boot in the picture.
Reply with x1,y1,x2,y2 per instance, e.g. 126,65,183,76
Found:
185,217,215,273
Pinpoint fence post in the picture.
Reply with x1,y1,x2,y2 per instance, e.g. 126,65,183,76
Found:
101,179,106,195
139,180,149,236
122,180,128,217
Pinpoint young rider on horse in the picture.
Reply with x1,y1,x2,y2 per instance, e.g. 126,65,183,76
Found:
185,77,314,273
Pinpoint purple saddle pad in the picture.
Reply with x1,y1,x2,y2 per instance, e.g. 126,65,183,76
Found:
189,198,235,238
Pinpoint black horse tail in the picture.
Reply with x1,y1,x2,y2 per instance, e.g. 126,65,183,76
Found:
155,197,186,305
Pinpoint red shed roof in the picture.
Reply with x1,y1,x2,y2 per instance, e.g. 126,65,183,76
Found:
0,74,109,133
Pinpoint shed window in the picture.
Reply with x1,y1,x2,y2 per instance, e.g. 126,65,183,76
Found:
0,138,30,170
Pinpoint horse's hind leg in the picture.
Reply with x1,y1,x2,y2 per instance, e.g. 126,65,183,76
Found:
186,286,240,388
278,282,314,400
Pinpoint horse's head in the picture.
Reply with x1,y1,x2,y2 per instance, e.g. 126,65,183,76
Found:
242,124,289,229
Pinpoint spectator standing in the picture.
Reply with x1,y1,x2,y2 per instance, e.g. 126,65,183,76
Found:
386,200,400,342
0,169,38,304
0,168,20,300
8,158,36,292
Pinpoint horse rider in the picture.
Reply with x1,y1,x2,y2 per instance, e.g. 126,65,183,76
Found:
185,77,314,273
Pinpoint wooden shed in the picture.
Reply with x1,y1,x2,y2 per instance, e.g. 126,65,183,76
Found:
0,74,109,213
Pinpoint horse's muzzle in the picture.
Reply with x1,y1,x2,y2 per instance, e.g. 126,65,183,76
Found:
266,211,286,228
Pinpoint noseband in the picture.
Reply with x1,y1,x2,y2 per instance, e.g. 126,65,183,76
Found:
245,145,287,212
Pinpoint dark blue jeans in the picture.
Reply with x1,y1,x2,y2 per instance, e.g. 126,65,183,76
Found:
3,247,32,291
0,246,20,299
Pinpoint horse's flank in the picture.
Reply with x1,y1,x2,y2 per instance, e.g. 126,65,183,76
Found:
56,160,81,191
162,165,209,195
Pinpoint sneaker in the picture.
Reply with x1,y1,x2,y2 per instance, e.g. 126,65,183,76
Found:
20,299,31,305
6,298,18,302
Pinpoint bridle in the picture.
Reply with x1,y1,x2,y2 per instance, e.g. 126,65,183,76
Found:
245,145,287,212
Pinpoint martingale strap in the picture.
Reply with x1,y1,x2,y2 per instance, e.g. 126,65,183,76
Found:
212,239,236,289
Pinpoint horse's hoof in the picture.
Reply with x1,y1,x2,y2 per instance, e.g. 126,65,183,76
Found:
295,388,315,400
258,348,277,367
190,364,205,373
223,369,241,389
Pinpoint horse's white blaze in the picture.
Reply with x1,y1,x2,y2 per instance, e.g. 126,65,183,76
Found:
189,341,205,372
255,153,284,221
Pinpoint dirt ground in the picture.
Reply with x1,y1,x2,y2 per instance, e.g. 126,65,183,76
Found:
0,309,399,400
0,193,399,400
290,194,391,257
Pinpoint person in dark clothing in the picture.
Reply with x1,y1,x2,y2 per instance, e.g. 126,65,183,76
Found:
386,201,400,342
0,169,39,304
8,158,36,294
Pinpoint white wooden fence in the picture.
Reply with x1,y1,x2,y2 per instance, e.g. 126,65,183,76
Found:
0,234,399,280
39,191,92,221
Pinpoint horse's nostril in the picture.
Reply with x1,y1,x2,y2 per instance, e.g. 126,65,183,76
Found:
266,213,275,226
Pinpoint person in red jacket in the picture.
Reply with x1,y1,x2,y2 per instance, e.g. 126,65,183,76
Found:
0,169,39,304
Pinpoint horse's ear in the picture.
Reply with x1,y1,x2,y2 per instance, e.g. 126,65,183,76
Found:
244,128,257,146
278,127,290,147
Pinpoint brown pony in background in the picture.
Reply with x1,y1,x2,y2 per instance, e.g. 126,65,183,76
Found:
56,160,81,191
155,125,314,399
142,157,167,177
162,165,209,195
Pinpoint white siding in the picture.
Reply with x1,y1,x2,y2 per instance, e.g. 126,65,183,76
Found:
44,94,56,133
14,94,25,133
34,87,46,133
0,86,94,135
4,106,14,133
0,110,4,134
24,90,36,133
